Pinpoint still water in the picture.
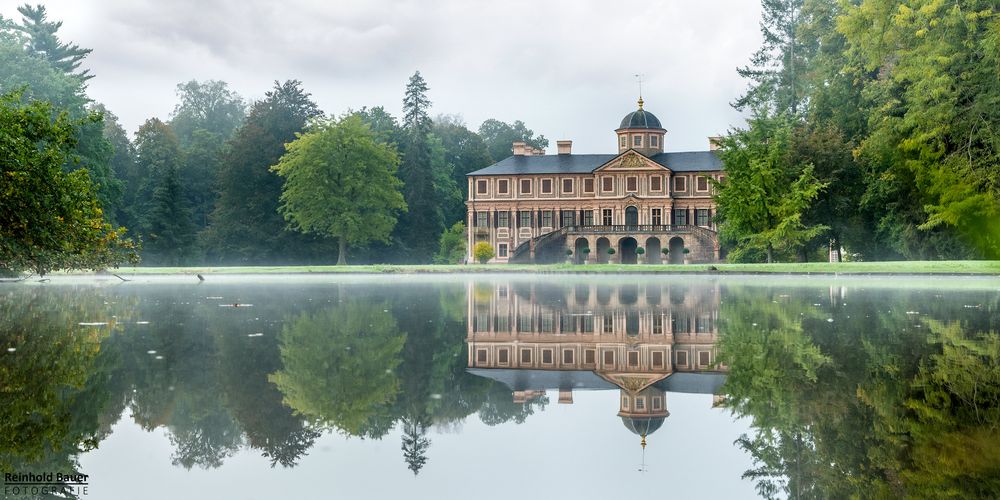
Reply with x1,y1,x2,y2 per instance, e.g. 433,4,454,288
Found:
0,275,998,499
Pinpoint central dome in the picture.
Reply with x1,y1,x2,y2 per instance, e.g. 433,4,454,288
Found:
619,104,663,130
621,415,666,436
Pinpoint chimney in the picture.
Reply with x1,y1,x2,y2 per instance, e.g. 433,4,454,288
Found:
709,136,723,151
557,140,572,155
512,141,526,156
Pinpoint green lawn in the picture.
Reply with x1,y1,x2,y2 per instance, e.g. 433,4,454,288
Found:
70,260,1000,275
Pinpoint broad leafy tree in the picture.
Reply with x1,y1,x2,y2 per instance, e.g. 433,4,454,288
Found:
271,115,406,265
478,118,548,163
0,91,136,275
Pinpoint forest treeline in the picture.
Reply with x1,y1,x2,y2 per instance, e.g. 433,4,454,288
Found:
715,0,1000,262
0,5,548,270
3,1,999,272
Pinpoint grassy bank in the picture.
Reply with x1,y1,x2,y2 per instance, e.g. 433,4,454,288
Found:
64,260,1000,275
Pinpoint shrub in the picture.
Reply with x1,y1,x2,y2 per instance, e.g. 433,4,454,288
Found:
607,248,616,255
566,249,573,256
636,247,646,255
682,247,691,254
473,242,496,264
582,247,591,254
662,248,670,255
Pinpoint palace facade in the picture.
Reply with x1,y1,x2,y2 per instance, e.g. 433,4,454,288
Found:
466,99,724,264
465,279,727,449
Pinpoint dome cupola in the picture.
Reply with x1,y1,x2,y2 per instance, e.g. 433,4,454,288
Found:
616,97,666,156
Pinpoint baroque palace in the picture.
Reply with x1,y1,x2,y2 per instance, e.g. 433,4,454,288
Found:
466,98,724,264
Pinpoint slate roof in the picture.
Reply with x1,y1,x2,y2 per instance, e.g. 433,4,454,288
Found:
466,150,723,176
619,108,663,129
467,368,726,395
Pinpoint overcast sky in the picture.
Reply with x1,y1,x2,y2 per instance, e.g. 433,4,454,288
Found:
1,0,762,154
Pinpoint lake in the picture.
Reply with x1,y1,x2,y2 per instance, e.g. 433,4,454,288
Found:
1,274,998,499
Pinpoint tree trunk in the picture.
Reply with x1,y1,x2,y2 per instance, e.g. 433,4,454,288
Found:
337,238,347,266
766,243,773,264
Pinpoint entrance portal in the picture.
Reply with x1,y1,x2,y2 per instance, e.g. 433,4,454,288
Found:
620,237,638,264
668,237,685,264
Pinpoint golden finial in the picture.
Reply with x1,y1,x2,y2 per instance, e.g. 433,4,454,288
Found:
640,434,647,449
635,73,645,109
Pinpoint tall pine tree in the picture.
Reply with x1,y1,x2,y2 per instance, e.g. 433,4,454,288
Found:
396,71,444,262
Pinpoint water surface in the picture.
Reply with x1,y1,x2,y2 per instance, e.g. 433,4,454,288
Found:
1,275,997,499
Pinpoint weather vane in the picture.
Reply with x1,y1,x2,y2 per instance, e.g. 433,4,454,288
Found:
634,73,646,109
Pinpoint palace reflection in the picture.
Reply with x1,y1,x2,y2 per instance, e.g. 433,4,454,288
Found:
466,280,727,447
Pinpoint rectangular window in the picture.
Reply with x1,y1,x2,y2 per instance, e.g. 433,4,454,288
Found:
696,209,710,227
498,349,509,364
602,209,613,226
697,176,709,191
581,315,594,333
633,135,642,147
583,210,594,226
542,349,553,364
626,176,637,192
561,210,575,227
650,176,662,191
699,351,711,366
628,351,639,367
652,351,664,367
497,211,509,228
563,350,574,364
541,179,553,194
652,397,662,410
520,179,532,194
562,179,573,193
520,349,532,364
518,312,532,332
603,315,614,333
585,350,596,364
676,350,688,367
584,178,595,193
518,210,531,228
498,179,509,194
674,209,687,226
635,397,645,410
541,210,553,228
650,135,658,148
652,314,663,334
651,208,662,226
477,349,487,363
603,350,615,365
476,212,488,227
602,177,614,192
620,135,627,148
674,176,686,192
498,244,508,257
476,180,487,194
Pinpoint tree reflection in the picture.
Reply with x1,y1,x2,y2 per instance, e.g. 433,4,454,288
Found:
270,303,406,435
718,285,1000,498
0,287,129,488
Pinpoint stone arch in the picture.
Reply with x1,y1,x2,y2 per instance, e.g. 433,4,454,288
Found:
619,237,638,264
596,237,611,264
574,237,589,264
644,237,662,264
668,236,685,264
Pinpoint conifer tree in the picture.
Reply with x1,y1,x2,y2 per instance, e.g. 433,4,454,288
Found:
396,71,444,262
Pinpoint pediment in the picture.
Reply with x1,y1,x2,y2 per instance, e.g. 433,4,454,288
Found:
594,150,670,173
597,371,670,394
